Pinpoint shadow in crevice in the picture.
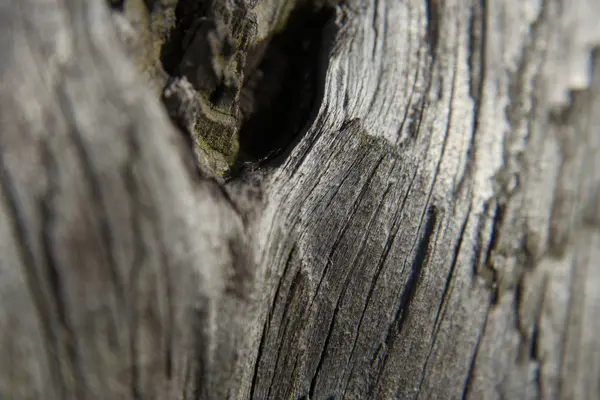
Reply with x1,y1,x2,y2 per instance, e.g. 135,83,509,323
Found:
160,0,213,76
228,3,338,178
147,0,340,180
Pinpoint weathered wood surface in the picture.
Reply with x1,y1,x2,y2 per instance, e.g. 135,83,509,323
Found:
1,0,599,399
0,0,253,398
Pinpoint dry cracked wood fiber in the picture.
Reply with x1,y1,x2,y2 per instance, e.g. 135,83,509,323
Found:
1,1,600,400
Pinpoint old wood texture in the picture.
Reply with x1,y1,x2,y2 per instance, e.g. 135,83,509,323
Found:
1,0,599,399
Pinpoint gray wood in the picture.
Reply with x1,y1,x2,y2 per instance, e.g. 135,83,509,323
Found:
1,0,599,399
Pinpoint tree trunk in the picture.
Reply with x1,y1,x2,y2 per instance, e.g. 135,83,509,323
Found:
1,0,599,399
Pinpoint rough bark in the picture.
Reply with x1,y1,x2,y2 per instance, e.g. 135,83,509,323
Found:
0,0,599,399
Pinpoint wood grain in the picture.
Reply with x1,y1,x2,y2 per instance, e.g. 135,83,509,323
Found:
0,0,599,399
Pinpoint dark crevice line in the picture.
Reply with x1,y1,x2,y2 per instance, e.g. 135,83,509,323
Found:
483,202,504,268
367,69,385,120
288,133,318,178
159,246,174,381
264,312,294,399
342,165,418,395
367,0,390,114
461,305,490,400
557,243,585,398
391,46,458,390
456,0,487,197
284,125,345,226
309,167,391,397
182,357,193,400
307,121,367,211
380,32,405,124
423,34,458,201
305,153,385,315
268,279,311,399
311,172,393,397
413,218,445,400
409,88,429,142
407,1,444,143
405,36,438,144
39,140,88,400
403,29,416,93
369,204,439,396
266,266,305,400
514,278,547,399
183,323,198,398
386,0,418,131
8,7,73,396
504,0,548,136
56,81,126,347
370,205,438,395
267,245,297,334
253,204,284,278
153,185,182,389
303,175,376,344
416,203,473,398
432,202,472,336
452,170,474,217
381,1,389,61
132,105,179,386
286,354,303,400
389,204,438,340
530,276,548,398
0,139,66,397
122,123,146,399
249,317,270,399
278,267,304,342
286,170,324,229
321,147,370,212
56,89,126,309
273,287,313,399
192,306,212,399
530,317,540,361
308,279,346,398
294,130,368,230
532,362,542,400
427,210,445,258
289,176,322,231
341,46,353,112
470,202,490,279
395,47,422,144
424,0,440,57
340,177,400,398
287,112,329,178
530,285,547,399
371,0,380,60
513,277,528,361
481,201,505,302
